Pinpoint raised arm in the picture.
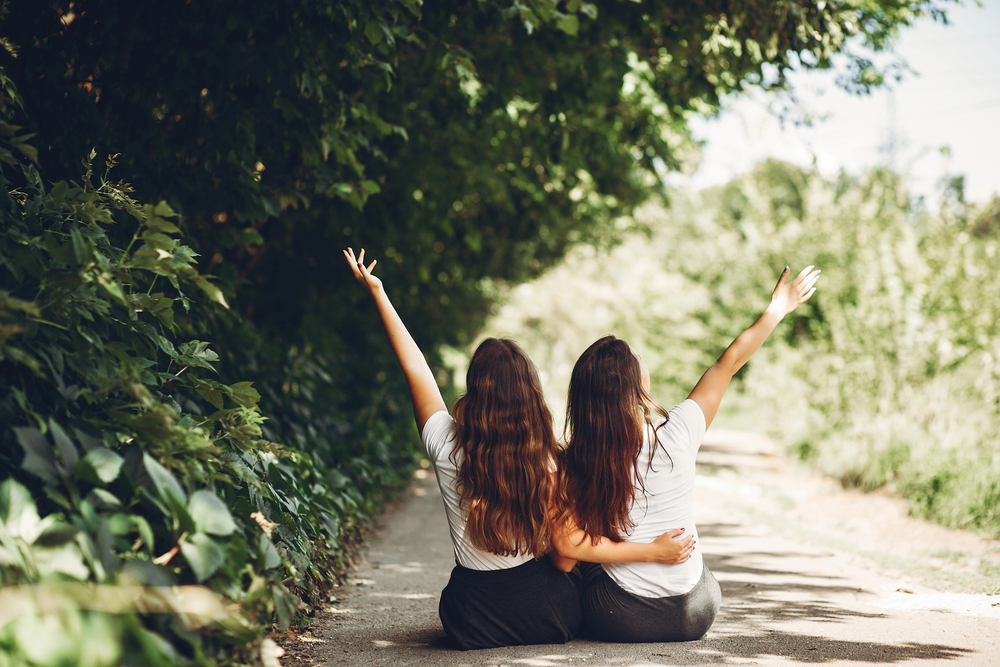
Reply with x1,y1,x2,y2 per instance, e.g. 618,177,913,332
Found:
344,248,447,433
688,265,820,429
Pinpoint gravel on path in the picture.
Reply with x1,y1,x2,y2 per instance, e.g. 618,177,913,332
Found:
277,430,1000,667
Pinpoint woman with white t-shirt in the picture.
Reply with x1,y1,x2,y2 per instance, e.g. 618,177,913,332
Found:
553,265,820,642
344,248,696,650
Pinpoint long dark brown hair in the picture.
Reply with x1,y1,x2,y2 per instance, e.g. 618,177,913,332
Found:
558,335,670,543
451,338,558,558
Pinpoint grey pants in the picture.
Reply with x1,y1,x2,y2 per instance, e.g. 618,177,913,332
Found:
580,561,721,643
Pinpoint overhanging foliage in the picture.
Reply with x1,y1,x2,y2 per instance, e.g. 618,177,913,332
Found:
0,0,959,663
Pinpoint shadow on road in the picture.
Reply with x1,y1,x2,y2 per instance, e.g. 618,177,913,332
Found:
652,636,974,664
348,627,975,666
282,475,995,667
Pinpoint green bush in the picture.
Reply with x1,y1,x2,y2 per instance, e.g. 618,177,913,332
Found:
478,161,1000,538
0,70,414,665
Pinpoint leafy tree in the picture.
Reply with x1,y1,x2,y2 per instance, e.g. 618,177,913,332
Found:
0,0,964,660
1,0,954,349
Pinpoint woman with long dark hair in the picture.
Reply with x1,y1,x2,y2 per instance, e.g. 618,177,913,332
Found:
553,265,821,643
344,248,694,650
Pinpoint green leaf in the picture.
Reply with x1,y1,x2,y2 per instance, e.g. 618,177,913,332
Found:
94,271,128,307
320,510,340,545
140,231,175,250
228,381,261,408
32,542,91,580
195,383,225,410
14,426,58,483
154,334,178,357
364,21,383,45
178,340,215,358
0,478,41,542
326,468,350,489
75,447,125,485
152,200,177,217
70,227,90,265
12,135,39,164
177,340,220,372
194,278,229,308
398,0,422,18
49,419,78,471
259,534,281,569
555,13,579,36
35,522,81,547
146,216,181,234
132,516,155,555
87,488,122,510
143,453,187,504
188,489,236,536
180,532,227,582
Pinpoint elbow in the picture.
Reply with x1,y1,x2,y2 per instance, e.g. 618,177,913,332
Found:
556,560,576,573
551,536,571,561
548,551,578,573
551,533,579,562
712,357,738,380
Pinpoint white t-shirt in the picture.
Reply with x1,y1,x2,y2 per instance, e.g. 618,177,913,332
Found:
420,410,535,571
601,399,707,598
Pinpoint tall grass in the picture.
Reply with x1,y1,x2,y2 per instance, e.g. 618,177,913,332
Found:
472,161,1000,537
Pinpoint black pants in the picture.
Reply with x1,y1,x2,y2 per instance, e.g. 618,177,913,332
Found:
580,561,721,643
439,558,583,650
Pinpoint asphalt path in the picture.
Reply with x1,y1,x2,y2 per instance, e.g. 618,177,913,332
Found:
279,430,1000,667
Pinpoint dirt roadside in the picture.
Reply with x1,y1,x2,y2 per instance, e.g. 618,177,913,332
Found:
277,430,1000,667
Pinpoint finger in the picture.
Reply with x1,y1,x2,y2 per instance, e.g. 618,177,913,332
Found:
791,264,814,287
366,259,377,273
798,273,820,294
665,528,685,538
357,248,366,266
773,265,790,292
343,249,363,280
802,287,817,301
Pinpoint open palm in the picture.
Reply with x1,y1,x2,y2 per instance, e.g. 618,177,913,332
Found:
770,265,820,317
343,247,383,296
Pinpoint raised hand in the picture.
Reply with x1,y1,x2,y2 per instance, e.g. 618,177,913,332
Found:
342,246,446,430
769,265,820,317
650,528,696,565
343,247,383,296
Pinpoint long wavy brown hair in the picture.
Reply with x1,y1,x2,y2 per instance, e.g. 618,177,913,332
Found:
451,338,558,558
557,335,670,543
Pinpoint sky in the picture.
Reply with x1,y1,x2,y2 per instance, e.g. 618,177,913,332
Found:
677,1,1000,206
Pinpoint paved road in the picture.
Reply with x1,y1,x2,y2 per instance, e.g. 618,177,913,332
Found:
279,431,1000,667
